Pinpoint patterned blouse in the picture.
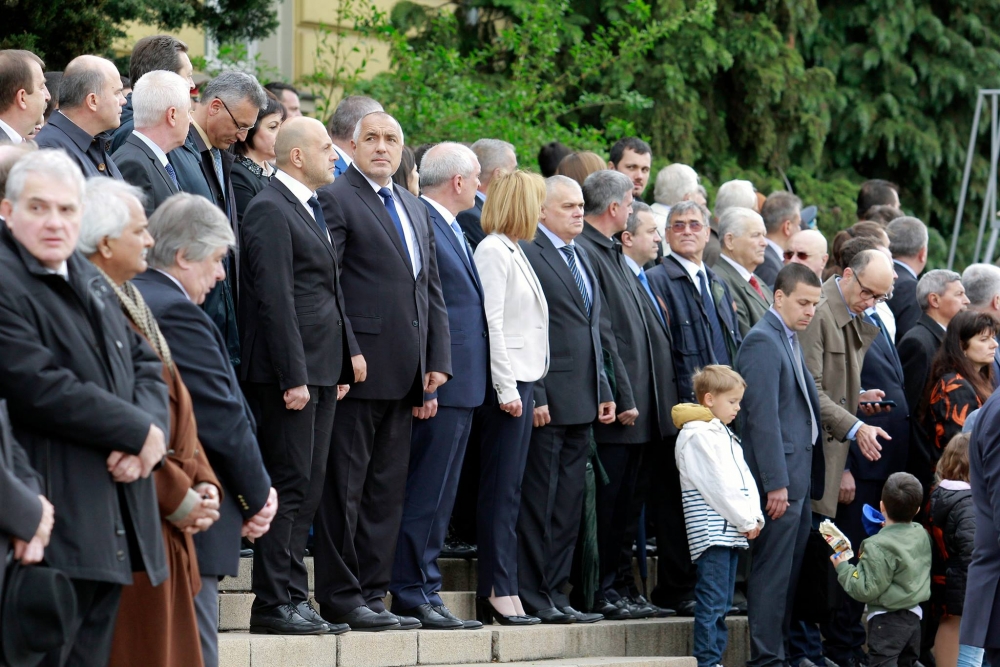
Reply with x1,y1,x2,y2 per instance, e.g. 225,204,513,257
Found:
926,372,982,453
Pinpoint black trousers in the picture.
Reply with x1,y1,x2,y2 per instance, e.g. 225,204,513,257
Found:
40,579,122,667
650,436,696,607
245,383,337,611
314,396,413,617
868,609,921,667
613,438,663,599
595,442,644,603
517,422,591,612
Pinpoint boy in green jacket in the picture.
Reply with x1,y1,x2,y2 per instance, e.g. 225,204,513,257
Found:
830,472,931,667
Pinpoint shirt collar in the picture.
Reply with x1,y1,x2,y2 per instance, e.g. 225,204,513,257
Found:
834,276,856,318
420,194,457,226
0,118,22,143
44,261,69,280
52,111,98,152
191,119,212,151
360,169,395,195
894,259,918,279
672,252,706,282
476,190,486,203
622,253,643,277
720,253,753,281
131,130,169,167
333,144,352,165
538,223,570,251
766,237,784,259
273,169,316,207
153,268,192,301
768,306,797,340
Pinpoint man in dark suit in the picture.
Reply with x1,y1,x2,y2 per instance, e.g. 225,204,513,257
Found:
325,95,383,178
168,70,266,367
134,193,275,667
35,55,126,179
388,142,489,629
456,138,517,250
0,49,50,144
714,206,773,337
887,216,928,343
112,70,189,216
315,111,451,631
758,191,802,289
736,264,825,667
519,175,616,624
0,150,169,667
239,118,354,635
110,34,194,153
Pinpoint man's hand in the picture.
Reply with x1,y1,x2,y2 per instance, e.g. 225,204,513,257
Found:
856,423,888,461
413,398,439,420
337,385,350,400
766,487,789,520
242,487,278,539
598,402,616,424
830,551,852,567
36,495,54,546
859,389,889,415
173,484,221,534
284,385,310,410
137,424,167,477
500,399,523,418
839,470,856,505
617,408,639,426
742,527,761,540
533,405,551,428
12,536,44,565
424,372,448,394
352,354,367,383
107,451,142,483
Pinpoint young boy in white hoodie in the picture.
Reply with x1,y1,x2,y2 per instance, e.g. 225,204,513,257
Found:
674,365,765,667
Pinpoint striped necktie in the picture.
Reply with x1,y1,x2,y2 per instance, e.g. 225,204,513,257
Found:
560,245,591,317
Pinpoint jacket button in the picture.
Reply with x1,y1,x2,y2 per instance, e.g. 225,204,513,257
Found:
116,528,125,536
115,340,123,349
806,420,811,426
116,550,125,561
482,332,487,338
840,397,846,404
412,320,418,327
338,319,343,326
98,163,106,172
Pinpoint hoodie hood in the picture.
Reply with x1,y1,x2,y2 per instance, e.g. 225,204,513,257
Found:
672,403,715,429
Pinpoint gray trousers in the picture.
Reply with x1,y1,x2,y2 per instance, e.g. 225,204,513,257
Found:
194,575,219,667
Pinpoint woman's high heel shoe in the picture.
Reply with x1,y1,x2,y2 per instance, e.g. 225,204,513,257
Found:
475,597,541,626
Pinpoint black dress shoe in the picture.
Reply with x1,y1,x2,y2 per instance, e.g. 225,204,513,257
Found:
440,539,477,559
622,596,656,619
240,548,253,558
392,603,462,630
296,601,348,635
533,607,576,624
593,599,631,620
249,603,328,635
325,605,400,632
674,599,697,617
475,597,540,626
433,604,483,629
559,606,603,623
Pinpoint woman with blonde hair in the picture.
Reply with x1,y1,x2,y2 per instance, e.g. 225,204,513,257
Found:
556,151,606,187
473,170,549,625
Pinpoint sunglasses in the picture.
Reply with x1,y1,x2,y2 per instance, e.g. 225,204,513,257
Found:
670,220,705,233
784,250,812,261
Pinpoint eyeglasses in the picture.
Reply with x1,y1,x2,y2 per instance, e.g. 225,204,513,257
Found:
218,98,255,133
670,220,704,233
854,274,893,304
784,250,812,261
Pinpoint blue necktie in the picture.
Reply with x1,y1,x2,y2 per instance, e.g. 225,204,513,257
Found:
378,187,409,252
866,311,903,378
307,196,328,239
638,271,665,327
164,162,178,188
448,219,469,261
699,269,730,365
560,245,592,317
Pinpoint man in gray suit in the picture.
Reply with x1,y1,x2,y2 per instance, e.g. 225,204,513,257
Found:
0,50,49,144
714,206,773,337
736,263,825,667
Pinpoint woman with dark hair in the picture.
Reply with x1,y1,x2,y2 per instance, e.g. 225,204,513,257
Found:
922,310,998,455
231,90,287,220
392,144,419,196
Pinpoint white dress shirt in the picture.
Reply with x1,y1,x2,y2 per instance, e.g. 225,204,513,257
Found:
154,268,192,301
132,130,169,167
537,223,592,301
0,118,22,144
361,172,422,277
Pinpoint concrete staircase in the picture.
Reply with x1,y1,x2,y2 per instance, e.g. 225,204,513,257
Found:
217,556,749,667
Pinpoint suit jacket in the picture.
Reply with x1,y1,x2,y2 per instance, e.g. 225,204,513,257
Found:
713,256,773,338
889,262,921,344
239,177,352,389
736,310,824,501
317,164,451,403
0,399,43,602
333,151,349,179
899,313,945,413
112,133,180,216
755,243,784,289
799,275,879,517
132,269,272,577
522,231,611,425
421,198,489,409
456,194,487,250
474,232,549,404
109,93,134,154
35,111,123,179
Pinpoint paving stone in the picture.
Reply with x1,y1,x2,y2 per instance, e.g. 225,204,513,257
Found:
491,624,571,662
218,633,337,667
219,593,255,632
337,628,418,667
434,659,694,667
417,628,492,664
561,621,628,658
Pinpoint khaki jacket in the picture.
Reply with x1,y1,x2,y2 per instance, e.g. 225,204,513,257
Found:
799,276,879,517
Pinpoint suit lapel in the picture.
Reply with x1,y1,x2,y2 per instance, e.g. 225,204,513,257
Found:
535,233,588,318
128,135,178,194
347,166,414,277
272,178,335,258
425,200,478,287
768,311,812,404
503,235,544,305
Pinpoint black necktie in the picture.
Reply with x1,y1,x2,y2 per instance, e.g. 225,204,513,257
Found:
307,196,328,238
699,270,730,365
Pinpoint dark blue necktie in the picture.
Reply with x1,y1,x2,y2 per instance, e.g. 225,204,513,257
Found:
307,196,328,239
560,245,591,317
378,187,409,251
699,269,730,365
638,271,665,327
867,311,903,378
164,162,178,188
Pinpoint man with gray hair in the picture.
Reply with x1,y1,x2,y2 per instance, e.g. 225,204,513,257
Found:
35,55,127,178
963,263,1000,385
168,69,267,367
714,206,772,336
650,163,703,260
113,70,191,215
758,191,803,289
704,179,758,267
456,138,517,249
887,216,929,342
326,95,383,177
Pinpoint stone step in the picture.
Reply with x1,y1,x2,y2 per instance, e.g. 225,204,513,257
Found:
220,555,658,594
218,617,745,667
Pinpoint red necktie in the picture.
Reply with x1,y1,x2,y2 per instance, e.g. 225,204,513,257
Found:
749,275,765,299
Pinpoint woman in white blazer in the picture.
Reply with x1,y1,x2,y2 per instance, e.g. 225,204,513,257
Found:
472,170,549,626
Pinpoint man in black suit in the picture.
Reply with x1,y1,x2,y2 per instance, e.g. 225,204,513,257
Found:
239,117,354,635
518,175,616,624
110,34,195,153
887,216,928,343
456,138,516,250
35,55,126,179
113,70,189,215
168,70,267,367
0,49,50,144
389,142,488,630
758,191,802,289
134,193,275,667
315,111,451,631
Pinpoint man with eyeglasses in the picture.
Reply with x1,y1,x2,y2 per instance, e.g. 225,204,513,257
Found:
785,229,829,280
168,70,267,368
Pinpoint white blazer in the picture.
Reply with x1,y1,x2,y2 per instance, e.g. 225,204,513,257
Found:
474,232,549,404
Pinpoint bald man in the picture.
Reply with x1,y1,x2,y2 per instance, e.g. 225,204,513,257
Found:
785,230,828,279
239,116,354,636
35,55,126,178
